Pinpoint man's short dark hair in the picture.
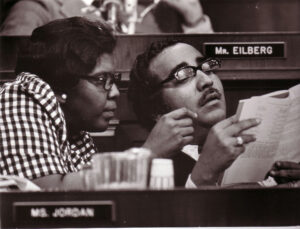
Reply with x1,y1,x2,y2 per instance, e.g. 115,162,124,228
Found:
128,39,182,130
15,17,116,92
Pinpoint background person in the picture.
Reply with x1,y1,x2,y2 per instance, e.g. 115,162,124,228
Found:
0,0,213,35
128,39,300,187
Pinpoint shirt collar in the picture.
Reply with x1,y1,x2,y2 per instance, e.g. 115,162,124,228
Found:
181,145,199,161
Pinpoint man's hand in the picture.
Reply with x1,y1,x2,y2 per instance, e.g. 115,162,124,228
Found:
162,0,204,26
191,115,261,185
143,108,197,158
268,161,300,185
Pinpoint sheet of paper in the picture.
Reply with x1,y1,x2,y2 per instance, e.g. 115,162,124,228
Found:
221,85,300,185
275,93,300,162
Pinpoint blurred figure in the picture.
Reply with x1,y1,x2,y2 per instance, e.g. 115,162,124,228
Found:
0,0,213,35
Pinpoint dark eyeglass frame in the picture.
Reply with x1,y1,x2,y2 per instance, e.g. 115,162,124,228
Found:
81,72,121,91
159,58,221,86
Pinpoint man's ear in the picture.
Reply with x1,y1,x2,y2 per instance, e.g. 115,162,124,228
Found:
55,93,68,104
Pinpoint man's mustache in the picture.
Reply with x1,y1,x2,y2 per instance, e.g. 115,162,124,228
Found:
200,87,222,106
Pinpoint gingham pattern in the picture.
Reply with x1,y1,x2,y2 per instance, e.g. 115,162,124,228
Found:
0,72,97,179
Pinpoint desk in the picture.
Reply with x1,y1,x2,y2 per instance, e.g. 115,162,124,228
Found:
1,188,300,228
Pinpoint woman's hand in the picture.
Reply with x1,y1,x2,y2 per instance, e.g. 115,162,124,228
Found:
143,108,197,158
162,0,204,26
191,115,261,186
268,161,300,185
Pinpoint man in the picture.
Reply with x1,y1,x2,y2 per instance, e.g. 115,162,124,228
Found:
0,0,213,35
128,40,300,187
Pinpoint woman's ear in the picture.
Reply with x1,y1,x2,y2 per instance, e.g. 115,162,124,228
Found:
56,93,68,104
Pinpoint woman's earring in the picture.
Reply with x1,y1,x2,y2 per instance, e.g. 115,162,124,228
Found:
56,93,68,104
58,93,68,104
61,94,67,101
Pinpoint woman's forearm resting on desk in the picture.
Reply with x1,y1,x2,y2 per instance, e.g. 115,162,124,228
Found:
33,172,85,190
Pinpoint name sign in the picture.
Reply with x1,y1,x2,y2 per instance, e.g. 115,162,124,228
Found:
203,42,286,58
13,201,115,227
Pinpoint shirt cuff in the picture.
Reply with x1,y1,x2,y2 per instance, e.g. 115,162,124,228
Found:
181,15,214,34
185,174,197,188
257,176,278,187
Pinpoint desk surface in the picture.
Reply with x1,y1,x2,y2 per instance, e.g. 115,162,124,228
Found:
1,188,300,228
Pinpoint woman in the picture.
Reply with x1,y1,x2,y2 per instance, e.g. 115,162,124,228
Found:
0,17,120,189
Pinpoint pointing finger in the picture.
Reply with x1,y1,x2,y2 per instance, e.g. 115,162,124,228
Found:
273,161,300,170
226,118,261,136
215,115,238,129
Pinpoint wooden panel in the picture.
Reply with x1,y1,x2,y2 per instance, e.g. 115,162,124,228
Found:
2,33,300,81
1,189,300,227
1,34,300,150
114,33,300,81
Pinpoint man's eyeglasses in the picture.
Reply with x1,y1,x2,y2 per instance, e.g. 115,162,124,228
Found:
159,58,221,86
81,72,121,91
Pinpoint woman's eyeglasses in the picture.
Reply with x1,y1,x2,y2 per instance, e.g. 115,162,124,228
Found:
81,72,121,91
159,58,221,86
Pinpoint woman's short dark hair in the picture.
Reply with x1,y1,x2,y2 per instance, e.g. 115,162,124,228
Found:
128,39,181,130
15,17,116,91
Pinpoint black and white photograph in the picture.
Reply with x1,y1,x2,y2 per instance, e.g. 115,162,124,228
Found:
0,0,300,228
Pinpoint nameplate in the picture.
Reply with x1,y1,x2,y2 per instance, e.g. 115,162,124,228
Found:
13,200,116,227
203,42,286,58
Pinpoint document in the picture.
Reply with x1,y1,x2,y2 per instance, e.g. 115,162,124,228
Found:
222,84,300,185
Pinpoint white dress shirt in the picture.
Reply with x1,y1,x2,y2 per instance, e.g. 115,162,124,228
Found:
181,145,199,188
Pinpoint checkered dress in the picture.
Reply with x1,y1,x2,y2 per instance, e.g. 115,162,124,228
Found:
0,72,97,179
